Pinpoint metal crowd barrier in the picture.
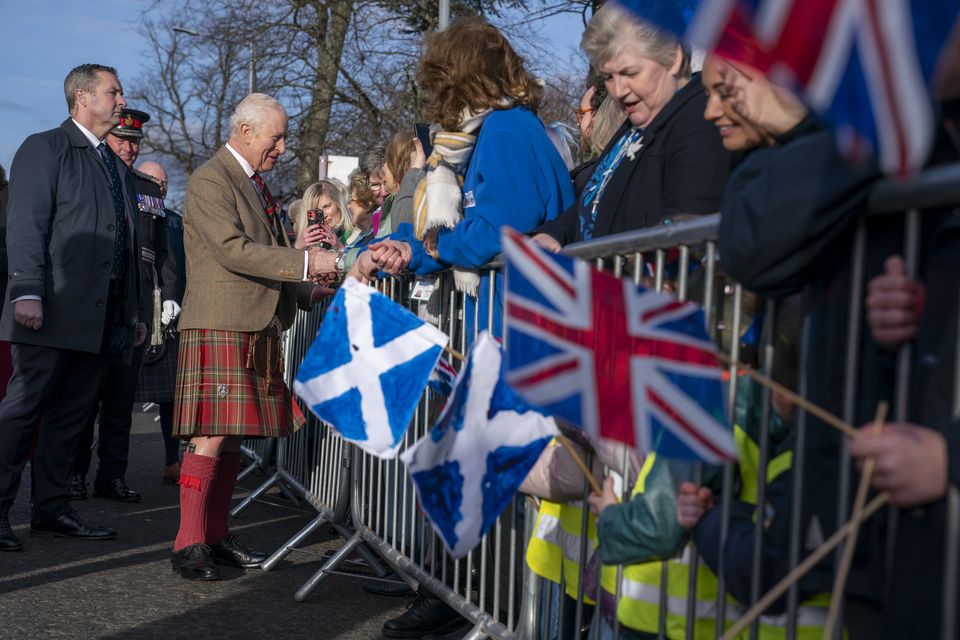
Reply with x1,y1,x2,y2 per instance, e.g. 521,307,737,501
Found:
250,162,960,639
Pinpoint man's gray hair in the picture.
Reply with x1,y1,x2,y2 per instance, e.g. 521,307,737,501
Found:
229,93,286,135
64,64,118,113
359,143,387,181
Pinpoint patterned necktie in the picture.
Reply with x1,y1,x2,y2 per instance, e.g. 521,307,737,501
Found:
251,172,283,243
97,142,128,276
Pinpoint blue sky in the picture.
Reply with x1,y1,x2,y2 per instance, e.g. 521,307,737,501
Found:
0,1,585,173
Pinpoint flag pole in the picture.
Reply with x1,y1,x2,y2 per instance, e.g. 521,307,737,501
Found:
721,491,889,640
444,345,465,362
715,352,859,438
556,434,605,495
822,401,888,636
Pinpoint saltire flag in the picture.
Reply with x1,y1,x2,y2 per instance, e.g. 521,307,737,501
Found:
294,277,448,458
428,357,459,397
501,227,734,463
402,332,557,558
614,0,959,175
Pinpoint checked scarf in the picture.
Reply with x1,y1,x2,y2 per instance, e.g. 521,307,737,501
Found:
412,108,495,296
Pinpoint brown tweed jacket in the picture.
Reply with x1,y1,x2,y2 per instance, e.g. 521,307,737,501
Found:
180,145,312,332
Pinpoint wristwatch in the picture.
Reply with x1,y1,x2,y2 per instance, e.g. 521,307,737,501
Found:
334,250,346,273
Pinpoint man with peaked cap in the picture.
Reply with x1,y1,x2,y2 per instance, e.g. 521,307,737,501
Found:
69,107,183,503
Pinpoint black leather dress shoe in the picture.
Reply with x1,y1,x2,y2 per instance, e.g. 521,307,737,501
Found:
68,474,87,500
382,587,468,638
30,509,116,540
0,515,23,552
171,543,220,581
93,478,141,503
209,534,267,568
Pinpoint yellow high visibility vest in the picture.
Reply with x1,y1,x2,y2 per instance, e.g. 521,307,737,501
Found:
526,498,599,603
614,426,831,639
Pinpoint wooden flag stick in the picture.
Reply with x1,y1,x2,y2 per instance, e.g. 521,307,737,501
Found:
721,491,889,640
715,352,859,438
822,401,888,638
556,434,605,496
444,345,465,362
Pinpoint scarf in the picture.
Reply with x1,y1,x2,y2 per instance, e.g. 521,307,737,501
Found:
578,127,644,241
412,108,496,296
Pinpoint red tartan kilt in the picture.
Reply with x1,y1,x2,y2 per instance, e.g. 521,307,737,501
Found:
172,328,305,439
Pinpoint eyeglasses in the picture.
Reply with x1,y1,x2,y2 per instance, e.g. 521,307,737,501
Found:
574,107,594,125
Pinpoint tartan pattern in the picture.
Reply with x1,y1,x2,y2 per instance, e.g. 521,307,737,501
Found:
135,333,180,403
173,328,306,438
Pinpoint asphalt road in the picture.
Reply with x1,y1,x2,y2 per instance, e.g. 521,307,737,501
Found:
0,409,416,640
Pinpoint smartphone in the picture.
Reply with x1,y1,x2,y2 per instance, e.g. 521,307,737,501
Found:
414,122,434,159
306,209,332,250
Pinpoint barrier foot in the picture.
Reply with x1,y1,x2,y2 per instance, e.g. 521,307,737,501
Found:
331,523,389,578
261,513,330,572
231,471,280,518
238,443,270,481
276,477,304,508
294,529,366,602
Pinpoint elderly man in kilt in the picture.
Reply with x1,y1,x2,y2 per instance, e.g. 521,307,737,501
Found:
170,93,347,580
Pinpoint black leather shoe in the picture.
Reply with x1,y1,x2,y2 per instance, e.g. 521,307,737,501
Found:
209,534,266,568
171,543,220,581
382,587,468,638
0,515,23,552
68,474,87,500
363,571,415,597
93,478,141,503
30,509,116,540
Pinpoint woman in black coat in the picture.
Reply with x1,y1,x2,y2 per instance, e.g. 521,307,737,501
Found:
534,2,730,248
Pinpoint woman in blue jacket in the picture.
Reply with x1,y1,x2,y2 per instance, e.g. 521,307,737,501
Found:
393,17,574,338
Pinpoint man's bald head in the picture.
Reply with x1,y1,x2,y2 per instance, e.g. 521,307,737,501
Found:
137,161,168,198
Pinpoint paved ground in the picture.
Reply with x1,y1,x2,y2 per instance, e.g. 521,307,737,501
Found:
0,409,418,640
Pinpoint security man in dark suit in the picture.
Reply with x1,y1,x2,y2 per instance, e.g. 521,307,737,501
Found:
69,108,178,503
0,64,146,551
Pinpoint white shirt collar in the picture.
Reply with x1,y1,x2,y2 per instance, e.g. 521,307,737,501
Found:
225,143,255,178
71,118,104,149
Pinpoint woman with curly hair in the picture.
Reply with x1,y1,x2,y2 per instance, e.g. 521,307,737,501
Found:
395,16,574,339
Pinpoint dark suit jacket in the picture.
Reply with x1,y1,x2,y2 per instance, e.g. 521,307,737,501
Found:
0,119,143,354
537,76,731,244
0,187,7,313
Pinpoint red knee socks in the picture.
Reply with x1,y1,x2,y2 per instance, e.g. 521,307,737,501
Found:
206,450,241,544
173,452,219,551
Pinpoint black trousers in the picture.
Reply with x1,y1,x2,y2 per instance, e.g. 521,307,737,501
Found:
72,346,143,482
0,343,106,519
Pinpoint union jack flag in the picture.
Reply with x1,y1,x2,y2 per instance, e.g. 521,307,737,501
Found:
501,228,734,463
428,356,459,397
616,0,959,175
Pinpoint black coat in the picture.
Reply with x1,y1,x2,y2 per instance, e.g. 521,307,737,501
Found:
0,119,143,356
718,109,960,638
537,75,731,244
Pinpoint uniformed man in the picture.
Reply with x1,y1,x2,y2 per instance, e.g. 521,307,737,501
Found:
69,107,182,502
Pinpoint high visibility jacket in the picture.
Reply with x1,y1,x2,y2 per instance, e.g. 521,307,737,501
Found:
527,499,599,603
614,426,831,639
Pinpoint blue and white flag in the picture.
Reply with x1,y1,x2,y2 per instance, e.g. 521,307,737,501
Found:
428,357,459,397
401,332,558,558
294,277,448,458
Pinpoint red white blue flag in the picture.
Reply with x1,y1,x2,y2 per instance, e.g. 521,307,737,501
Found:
501,228,734,463
616,0,959,175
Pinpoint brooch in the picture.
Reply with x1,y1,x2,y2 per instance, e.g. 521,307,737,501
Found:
626,137,645,161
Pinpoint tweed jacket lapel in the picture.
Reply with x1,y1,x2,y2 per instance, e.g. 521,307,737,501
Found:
216,145,277,241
